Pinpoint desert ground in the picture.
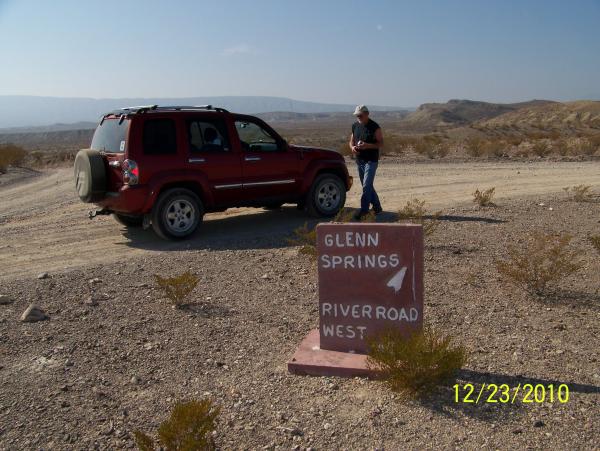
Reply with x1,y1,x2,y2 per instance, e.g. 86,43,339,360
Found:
0,159,599,450
0,159,598,281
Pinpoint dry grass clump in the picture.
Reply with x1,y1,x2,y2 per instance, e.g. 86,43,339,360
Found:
288,209,377,259
568,137,598,156
367,328,467,397
464,138,507,158
0,144,28,173
588,235,600,254
384,135,417,154
287,223,317,259
531,140,552,157
397,199,441,236
496,231,583,295
564,185,594,202
472,187,496,207
465,137,486,157
31,149,76,166
412,135,449,159
484,140,506,158
154,271,199,307
135,399,219,451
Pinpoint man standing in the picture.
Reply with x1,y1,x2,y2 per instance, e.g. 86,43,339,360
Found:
349,105,383,219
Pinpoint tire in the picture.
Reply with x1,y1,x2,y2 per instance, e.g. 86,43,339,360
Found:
264,203,283,210
306,173,346,218
73,149,106,202
151,188,203,240
113,214,143,227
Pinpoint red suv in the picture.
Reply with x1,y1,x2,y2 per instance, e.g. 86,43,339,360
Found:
74,105,352,239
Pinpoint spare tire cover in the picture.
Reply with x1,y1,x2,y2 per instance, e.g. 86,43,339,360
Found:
74,149,107,203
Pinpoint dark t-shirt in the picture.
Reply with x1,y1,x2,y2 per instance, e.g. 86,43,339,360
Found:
352,119,380,162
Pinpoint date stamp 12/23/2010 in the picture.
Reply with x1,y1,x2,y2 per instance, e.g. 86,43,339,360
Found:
454,383,570,404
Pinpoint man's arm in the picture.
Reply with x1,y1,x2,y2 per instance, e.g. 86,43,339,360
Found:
349,133,358,154
357,128,384,150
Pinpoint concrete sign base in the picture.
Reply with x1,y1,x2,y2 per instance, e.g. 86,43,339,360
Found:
287,329,379,378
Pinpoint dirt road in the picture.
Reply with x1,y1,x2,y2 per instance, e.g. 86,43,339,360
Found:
0,160,598,281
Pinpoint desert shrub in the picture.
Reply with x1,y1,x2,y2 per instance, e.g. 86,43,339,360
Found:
465,137,485,158
531,140,552,157
568,138,597,156
367,327,467,397
287,222,317,259
588,235,600,254
588,134,600,148
154,271,199,307
564,185,594,202
484,140,506,158
135,399,219,451
513,143,530,158
288,210,377,259
553,138,568,156
506,136,523,146
424,144,449,159
333,207,355,223
472,187,496,207
0,144,28,173
385,134,416,154
496,231,583,295
333,207,376,223
413,135,443,157
397,199,441,236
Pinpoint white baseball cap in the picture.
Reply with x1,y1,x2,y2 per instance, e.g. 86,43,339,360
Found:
353,105,369,116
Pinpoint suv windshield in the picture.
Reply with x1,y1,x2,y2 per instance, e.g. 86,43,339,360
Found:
91,118,129,153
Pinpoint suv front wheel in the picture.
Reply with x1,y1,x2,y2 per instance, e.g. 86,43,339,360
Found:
307,173,346,218
152,188,204,240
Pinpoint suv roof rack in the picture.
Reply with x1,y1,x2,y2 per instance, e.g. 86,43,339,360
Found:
104,104,230,117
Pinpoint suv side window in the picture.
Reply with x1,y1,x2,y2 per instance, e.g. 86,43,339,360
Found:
143,119,177,155
188,119,230,152
235,120,280,152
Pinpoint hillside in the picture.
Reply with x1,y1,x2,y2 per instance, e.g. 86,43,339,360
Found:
476,100,600,131
402,99,556,130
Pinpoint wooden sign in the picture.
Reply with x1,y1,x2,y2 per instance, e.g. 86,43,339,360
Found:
317,223,424,354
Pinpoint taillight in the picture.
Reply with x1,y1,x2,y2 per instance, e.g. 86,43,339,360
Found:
122,159,139,185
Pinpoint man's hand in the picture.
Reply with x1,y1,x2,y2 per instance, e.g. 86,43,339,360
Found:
352,145,359,154
356,140,373,150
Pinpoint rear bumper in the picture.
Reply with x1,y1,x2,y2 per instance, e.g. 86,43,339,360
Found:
96,184,150,215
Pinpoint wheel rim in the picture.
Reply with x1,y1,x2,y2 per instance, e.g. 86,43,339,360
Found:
164,199,196,234
316,181,341,212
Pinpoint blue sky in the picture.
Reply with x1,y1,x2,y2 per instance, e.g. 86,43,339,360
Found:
0,0,599,106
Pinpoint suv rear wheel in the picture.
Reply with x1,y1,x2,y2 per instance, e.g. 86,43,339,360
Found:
307,173,346,217
152,188,203,240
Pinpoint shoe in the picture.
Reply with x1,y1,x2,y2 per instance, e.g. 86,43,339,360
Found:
373,206,383,215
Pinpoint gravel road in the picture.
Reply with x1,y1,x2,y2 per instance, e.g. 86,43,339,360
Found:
0,160,598,282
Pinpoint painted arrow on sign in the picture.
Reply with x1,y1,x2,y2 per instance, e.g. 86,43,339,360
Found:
387,267,407,294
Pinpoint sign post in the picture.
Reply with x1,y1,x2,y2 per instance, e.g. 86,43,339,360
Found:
288,223,424,377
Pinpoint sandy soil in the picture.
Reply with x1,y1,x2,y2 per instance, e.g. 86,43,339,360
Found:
0,160,598,282
0,160,599,450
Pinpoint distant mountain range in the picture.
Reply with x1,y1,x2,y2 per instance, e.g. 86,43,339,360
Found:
0,95,407,129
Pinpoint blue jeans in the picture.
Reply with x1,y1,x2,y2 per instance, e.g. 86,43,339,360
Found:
357,159,381,213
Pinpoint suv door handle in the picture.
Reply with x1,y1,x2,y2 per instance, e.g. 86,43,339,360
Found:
188,158,206,163
245,156,261,162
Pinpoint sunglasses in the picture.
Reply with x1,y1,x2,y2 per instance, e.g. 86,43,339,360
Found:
356,114,365,119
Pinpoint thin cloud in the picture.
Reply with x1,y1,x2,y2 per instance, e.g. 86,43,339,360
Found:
222,44,254,56
376,24,383,31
